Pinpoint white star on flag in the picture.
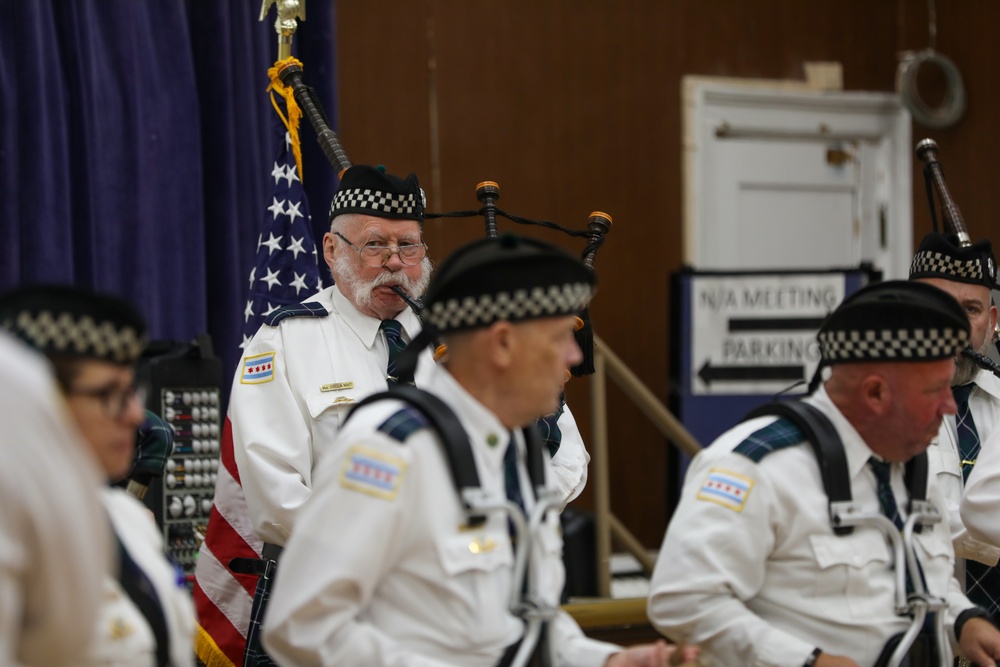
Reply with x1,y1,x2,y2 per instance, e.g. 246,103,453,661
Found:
281,163,298,188
268,198,286,219
262,267,282,289
290,271,309,294
285,200,304,224
262,232,284,255
287,235,306,259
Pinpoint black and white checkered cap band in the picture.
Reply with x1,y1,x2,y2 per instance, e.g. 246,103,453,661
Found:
9,310,146,363
910,251,983,282
818,326,968,363
426,282,593,331
329,188,422,218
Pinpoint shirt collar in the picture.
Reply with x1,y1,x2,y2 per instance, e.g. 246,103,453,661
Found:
430,364,510,469
807,385,880,480
971,366,1000,400
328,283,424,349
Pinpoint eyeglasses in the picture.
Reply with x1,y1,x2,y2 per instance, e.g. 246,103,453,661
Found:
67,382,147,420
335,232,427,267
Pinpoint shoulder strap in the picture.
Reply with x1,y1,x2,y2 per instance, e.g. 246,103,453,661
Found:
744,401,930,534
262,301,328,326
521,423,547,496
905,451,929,505
346,384,485,526
744,401,854,535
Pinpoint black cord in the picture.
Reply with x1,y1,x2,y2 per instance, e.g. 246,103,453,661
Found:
424,207,593,239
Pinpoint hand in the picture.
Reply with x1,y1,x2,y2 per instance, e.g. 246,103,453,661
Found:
958,617,1000,667
814,653,859,667
605,640,700,667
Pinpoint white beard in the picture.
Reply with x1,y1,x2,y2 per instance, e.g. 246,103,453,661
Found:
333,254,432,311
954,339,993,386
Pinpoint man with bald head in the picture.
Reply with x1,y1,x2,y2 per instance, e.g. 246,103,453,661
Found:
649,281,1000,666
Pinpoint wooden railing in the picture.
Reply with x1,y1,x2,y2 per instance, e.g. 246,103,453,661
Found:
588,335,703,597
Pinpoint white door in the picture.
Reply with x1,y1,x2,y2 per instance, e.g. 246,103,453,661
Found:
683,77,912,279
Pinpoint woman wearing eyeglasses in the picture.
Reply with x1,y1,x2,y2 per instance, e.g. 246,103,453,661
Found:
0,285,195,667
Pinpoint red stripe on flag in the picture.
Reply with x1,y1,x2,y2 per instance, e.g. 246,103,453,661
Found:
202,504,260,598
193,580,246,667
220,416,240,484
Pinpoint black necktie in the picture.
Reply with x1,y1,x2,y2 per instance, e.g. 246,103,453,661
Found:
380,319,406,386
503,437,525,514
953,383,980,482
868,457,903,530
868,457,926,596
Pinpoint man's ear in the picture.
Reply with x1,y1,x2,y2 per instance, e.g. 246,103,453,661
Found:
989,301,998,341
486,321,515,370
323,232,337,269
860,373,891,416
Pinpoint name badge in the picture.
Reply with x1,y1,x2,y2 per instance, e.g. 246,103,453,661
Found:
320,381,354,392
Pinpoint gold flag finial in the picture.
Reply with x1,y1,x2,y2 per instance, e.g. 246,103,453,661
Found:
260,0,306,61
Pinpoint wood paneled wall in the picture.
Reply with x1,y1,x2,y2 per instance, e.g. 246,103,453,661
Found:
334,0,1000,546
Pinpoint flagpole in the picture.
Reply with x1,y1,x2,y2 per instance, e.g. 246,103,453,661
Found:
260,0,305,61
260,0,352,176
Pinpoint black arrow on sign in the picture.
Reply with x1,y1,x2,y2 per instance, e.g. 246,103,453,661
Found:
727,316,826,333
698,360,805,385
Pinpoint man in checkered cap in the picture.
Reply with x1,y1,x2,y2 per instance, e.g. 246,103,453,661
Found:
649,280,1000,666
263,234,698,666
198,166,594,665
909,232,1000,628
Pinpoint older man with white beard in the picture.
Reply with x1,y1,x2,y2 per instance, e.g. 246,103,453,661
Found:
910,230,1000,624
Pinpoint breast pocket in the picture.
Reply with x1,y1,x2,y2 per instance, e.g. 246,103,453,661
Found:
811,529,893,617
306,392,355,436
435,529,515,637
913,529,955,596
927,444,962,482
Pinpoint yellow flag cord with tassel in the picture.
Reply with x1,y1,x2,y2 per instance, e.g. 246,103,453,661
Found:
267,57,306,182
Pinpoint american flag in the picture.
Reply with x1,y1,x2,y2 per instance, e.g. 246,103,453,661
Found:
193,111,324,667
241,127,324,347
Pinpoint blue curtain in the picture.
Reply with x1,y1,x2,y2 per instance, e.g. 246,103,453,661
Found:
0,0,337,383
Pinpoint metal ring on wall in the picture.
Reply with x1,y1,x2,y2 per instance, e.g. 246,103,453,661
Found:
897,49,966,128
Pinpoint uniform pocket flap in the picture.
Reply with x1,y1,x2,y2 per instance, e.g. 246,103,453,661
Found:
306,391,354,419
927,445,962,478
811,531,890,570
437,532,513,576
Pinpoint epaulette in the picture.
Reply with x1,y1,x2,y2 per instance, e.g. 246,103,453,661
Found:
377,406,430,443
733,417,807,463
263,301,328,326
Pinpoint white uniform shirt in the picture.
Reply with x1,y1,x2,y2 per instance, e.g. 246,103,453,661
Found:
929,367,1000,566
961,370,1000,547
0,333,112,667
83,488,196,667
262,363,619,667
648,387,974,667
232,285,591,546
232,285,435,545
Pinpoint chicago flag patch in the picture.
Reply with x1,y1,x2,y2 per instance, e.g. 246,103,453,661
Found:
696,468,754,512
340,446,407,501
241,352,275,384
